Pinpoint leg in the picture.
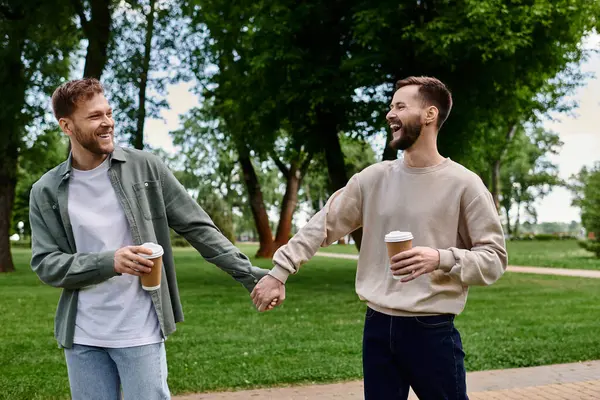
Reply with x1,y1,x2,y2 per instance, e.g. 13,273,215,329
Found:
405,315,468,400
363,308,410,400
109,342,170,400
64,344,121,400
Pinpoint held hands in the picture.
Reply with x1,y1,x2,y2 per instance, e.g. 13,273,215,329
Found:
251,275,286,312
390,246,440,282
114,246,154,276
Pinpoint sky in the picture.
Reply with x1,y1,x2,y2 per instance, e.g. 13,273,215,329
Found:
143,35,600,225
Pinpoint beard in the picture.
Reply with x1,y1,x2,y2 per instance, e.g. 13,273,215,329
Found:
389,117,422,151
72,125,114,155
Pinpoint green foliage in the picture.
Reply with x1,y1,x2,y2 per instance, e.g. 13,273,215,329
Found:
579,240,600,258
570,162,600,258
0,0,78,158
500,126,563,234
185,0,600,215
301,135,378,214
533,234,562,241
170,230,190,247
12,130,69,238
170,107,259,238
197,191,236,244
0,0,79,270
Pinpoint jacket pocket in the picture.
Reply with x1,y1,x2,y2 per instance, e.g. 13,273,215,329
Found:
133,180,166,220
39,202,70,246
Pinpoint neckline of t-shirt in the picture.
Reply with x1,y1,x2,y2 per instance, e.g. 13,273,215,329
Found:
71,156,110,176
396,157,452,174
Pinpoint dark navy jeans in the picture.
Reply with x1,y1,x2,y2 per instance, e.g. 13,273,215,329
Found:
363,307,468,400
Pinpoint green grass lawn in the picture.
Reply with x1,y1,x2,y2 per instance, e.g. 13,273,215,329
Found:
2,247,600,399
315,239,600,270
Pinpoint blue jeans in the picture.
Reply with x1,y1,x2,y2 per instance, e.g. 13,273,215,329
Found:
64,343,170,400
363,308,468,400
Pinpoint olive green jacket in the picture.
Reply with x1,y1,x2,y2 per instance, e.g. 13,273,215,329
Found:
29,146,268,348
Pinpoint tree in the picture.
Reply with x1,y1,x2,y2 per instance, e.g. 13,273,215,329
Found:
350,0,598,209
72,0,117,79
188,0,600,253
569,162,600,257
107,0,192,149
171,105,316,257
499,126,562,236
0,0,77,272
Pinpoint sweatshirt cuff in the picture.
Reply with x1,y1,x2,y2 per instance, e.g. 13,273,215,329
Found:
437,249,456,273
97,251,118,279
269,265,290,284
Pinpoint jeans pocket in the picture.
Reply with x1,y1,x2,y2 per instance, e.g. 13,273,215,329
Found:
414,314,454,328
365,307,377,320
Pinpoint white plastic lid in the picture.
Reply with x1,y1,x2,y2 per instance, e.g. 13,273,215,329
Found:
139,242,164,259
384,231,413,242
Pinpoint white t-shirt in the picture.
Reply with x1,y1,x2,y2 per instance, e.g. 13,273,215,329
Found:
68,157,162,348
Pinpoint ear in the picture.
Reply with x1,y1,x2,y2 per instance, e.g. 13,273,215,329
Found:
424,106,439,127
59,118,73,137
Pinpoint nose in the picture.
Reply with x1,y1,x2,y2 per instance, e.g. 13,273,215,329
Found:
386,109,396,122
100,114,113,127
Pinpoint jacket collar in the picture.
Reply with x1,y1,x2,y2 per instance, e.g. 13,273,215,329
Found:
59,146,127,181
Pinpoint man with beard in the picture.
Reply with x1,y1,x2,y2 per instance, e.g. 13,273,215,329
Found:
29,78,274,400
251,76,507,399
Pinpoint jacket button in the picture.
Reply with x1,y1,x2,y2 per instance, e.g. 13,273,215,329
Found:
145,182,149,187
52,205,57,209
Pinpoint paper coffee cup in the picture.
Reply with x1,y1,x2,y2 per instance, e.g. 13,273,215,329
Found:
139,242,164,291
385,231,413,280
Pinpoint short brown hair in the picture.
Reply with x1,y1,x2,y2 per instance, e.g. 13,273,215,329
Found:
395,76,452,128
51,78,105,120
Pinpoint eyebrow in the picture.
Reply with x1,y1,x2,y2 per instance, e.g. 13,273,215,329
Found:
87,108,112,117
390,101,406,107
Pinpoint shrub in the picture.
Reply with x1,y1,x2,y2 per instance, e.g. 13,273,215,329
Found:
533,234,557,241
579,240,600,258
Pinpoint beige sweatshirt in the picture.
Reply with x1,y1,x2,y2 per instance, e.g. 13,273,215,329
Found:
269,158,507,317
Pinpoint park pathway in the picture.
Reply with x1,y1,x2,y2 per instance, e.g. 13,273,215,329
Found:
313,251,600,278
175,360,600,399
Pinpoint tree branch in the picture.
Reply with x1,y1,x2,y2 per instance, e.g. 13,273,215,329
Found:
270,151,289,178
300,152,314,176
501,123,519,158
71,0,89,31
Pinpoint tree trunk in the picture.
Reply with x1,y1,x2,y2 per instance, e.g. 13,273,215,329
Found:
0,156,17,273
514,201,521,237
490,124,518,212
73,0,113,79
238,150,274,258
491,159,501,212
503,206,512,236
133,0,156,150
318,108,363,250
0,41,25,273
274,164,300,247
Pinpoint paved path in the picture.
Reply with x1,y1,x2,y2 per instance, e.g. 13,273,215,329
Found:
313,251,600,278
174,360,600,399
